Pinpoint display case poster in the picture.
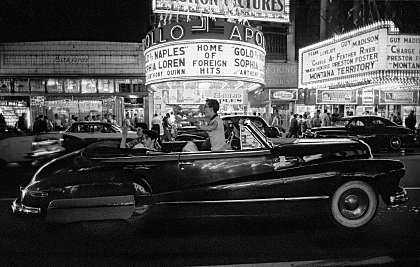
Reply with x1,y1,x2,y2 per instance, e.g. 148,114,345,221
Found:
379,90,418,104
316,89,357,104
0,79,11,93
30,96,45,107
362,88,374,105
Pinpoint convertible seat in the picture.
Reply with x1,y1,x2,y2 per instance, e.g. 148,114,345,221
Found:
161,140,208,152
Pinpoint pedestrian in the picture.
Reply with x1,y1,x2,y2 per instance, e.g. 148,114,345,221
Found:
287,114,299,138
394,112,402,125
16,112,28,133
311,111,321,128
162,113,172,141
0,112,6,131
123,113,133,129
151,113,162,137
405,110,416,131
198,99,229,151
320,109,331,126
53,113,62,130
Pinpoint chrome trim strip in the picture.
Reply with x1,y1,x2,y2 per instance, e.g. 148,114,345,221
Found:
47,202,134,210
156,196,329,205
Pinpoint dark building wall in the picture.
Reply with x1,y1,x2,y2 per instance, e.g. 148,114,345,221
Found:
295,0,320,57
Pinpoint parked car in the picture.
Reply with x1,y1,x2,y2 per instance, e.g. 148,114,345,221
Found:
62,122,137,152
12,120,408,229
304,116,417,151
176,115,282,141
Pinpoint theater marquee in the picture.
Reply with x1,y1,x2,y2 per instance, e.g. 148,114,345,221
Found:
152,0,289,23
144,21,266,86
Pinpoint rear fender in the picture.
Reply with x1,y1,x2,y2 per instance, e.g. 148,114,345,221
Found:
46,195,135,224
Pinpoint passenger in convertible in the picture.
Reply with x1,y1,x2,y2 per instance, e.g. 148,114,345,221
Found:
120,123,161,150
198,99,230,151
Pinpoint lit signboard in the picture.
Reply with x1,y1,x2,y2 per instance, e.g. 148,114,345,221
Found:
299,21,420,88
386,35,420,71
299,28,388,87
152,0,290,23
145,40,265,85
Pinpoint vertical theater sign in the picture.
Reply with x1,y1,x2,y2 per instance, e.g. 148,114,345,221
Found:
299,21,420,118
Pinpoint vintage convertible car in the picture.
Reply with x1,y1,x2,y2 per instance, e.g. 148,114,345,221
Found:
12,120,408,229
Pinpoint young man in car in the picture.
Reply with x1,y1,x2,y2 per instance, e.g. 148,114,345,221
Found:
120,123,148,149
198,99,229,151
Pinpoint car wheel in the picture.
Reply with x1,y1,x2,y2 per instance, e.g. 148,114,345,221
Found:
330,180,378,229
389,136,402,151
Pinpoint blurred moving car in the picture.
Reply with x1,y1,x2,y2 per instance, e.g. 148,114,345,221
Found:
304,116,417,151
0,127,63,169
176,115,283,141
12,120,407,230
62,122,137,152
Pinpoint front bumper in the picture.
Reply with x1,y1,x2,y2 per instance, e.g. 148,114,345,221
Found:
389,188,409,205
11,199,41,215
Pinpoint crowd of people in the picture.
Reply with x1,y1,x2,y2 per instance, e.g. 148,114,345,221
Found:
269,108,343,138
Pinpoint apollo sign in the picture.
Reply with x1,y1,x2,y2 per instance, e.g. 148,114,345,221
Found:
144,21,266,86
144,21,265,50
153,0,289,23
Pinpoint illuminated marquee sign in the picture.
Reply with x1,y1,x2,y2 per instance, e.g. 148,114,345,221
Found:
299,27,388,87
144,22,266,86
299,21,420,88
386,35,420,71
152,0,289,23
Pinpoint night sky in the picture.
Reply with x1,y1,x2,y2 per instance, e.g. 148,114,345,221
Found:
0,0,147,43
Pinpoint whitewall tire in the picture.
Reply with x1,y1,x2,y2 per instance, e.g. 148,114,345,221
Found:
330,180,378,229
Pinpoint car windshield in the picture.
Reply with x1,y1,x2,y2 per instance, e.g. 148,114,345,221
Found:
244,120,271,148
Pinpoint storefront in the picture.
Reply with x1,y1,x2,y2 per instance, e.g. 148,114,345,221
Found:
0,96,30,127
0,41,146,128
248,63,298,129
298,21,420,124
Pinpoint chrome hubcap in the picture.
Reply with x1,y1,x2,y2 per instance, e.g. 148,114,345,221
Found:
391,138,401,149
339,189,369,219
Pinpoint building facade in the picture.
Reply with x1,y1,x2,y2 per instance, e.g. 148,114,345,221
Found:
0,41,146,128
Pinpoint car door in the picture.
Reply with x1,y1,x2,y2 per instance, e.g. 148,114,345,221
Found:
173,124,276,216
369,118,388,148
347,118,369,137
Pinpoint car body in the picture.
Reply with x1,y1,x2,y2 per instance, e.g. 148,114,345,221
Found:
0,128,62,169
176,115,282,141
304,116,417,151
62,122,137,151
12,120,408,229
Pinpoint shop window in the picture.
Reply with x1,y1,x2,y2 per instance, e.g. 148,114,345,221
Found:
30,79,46,93
81,79,97,94
64,79,80,93
46,79,64,93
14,79,30,93
116,80,131,93
0,79,11,93
98,79,115,93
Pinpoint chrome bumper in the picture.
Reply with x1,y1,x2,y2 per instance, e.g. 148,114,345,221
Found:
11,199,41,215
389,188,408,205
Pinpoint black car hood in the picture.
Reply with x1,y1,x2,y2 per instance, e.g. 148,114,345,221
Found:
271,138,372,161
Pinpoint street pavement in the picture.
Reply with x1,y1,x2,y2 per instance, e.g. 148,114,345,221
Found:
0,151,419,266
